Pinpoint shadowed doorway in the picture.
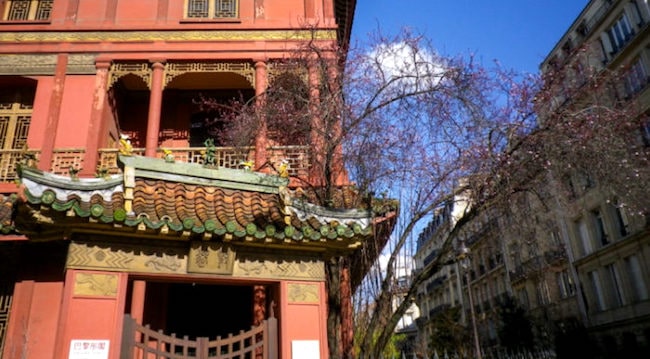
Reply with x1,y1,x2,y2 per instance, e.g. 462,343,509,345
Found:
139,282,254,339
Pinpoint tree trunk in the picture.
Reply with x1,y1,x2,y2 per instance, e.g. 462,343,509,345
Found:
326,257,343,359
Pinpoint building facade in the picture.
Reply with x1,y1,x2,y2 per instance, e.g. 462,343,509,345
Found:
415,1,650,357
538,0,650,356
0,1,395,359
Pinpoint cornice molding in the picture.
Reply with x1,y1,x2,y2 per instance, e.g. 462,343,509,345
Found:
0,29,337,43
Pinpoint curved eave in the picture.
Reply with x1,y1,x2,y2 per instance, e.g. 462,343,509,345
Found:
16,159,378,253
16,200,373,252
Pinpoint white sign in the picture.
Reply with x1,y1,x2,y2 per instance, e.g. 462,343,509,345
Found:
69,339,110,359
292,340,320,359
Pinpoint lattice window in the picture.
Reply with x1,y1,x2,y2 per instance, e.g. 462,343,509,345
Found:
3,0,52,21
186,0,238,19
0,91,32,150
0,89,33,182
0,281,12,355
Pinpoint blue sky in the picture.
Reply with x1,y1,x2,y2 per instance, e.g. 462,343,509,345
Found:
351,1,589,74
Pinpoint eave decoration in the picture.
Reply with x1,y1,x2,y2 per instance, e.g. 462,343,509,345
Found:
14,155,384,254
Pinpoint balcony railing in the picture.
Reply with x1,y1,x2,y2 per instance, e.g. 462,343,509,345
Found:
0,145,310,183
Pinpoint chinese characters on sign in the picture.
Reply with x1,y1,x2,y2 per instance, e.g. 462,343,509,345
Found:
68,340,110,359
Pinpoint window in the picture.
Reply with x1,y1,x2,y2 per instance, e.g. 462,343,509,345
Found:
557,270,575,299
2,0,52,21
550,229,562,247
186,0,238,19
518,288,530,309
624,255,649,302
592,209,610,246
643,119,650,146
612,202,630,238
576,217,594,256
605,263,625,307
623,57,649,97
0,88,33,182
536,280,551,306
607,13,634,53
589,270,606,311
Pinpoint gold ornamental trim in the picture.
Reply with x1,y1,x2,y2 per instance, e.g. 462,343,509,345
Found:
0,29,337,43
109,62,151,89
66,241,325,281
165,62,255,87
73,273,118,297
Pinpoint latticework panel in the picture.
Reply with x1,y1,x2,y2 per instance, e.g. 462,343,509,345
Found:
214,0,238,18
164,61,254,87
186,0,210,18
6,0,30,20
0,149,38,182
95,146,312,177
268,145,310,177
0,281,12,356
34,0,52,20
5,0,52,21
0,89,33,181
0,245,16,358
11,116,29,149
186,0,238,19
51,149,85,176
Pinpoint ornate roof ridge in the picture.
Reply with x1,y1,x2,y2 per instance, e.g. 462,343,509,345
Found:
287,198,372,228
119,155,288,194
19,165,123,190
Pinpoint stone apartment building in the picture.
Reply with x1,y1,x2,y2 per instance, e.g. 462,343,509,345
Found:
0,1,399,359
415,0,650,357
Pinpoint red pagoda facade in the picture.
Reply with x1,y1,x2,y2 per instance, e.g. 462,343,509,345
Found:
0,1,395,359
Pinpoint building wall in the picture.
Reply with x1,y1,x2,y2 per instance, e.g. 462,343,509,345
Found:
0,0,346,358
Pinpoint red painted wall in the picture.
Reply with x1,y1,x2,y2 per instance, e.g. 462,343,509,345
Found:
2,280,64,359
280,281,328,359
26,77,53,152
56,270,128,359
56,76,96,148
2,244,66,359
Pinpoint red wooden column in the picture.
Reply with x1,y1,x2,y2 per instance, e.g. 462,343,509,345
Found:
38,54,68,172
145,61,165,157
130,280,146,325
254,60,268,171
130,280,146,359
253,285,266,359
308,60,325,186
326,60,349,186
80,59,111,177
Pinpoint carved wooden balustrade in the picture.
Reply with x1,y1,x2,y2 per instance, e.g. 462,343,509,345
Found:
0,146,311,183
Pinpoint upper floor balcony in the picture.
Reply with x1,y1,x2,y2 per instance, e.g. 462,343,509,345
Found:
0,144,310,189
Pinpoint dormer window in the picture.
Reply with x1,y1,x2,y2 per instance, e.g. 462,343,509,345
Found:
2,0,52,21
186,0,239,19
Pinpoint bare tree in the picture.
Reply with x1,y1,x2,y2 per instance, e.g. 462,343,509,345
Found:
199,29,649,358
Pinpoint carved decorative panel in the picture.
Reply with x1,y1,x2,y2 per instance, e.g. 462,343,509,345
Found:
67,242,187,274
234,251,325,280
164,62,255,87
67,54,97,74
108,62,151,89
73,273,118,297
0,54,57,75
188,242,235,274
287,283,319,303
267,63,308,85
67,241,324,280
